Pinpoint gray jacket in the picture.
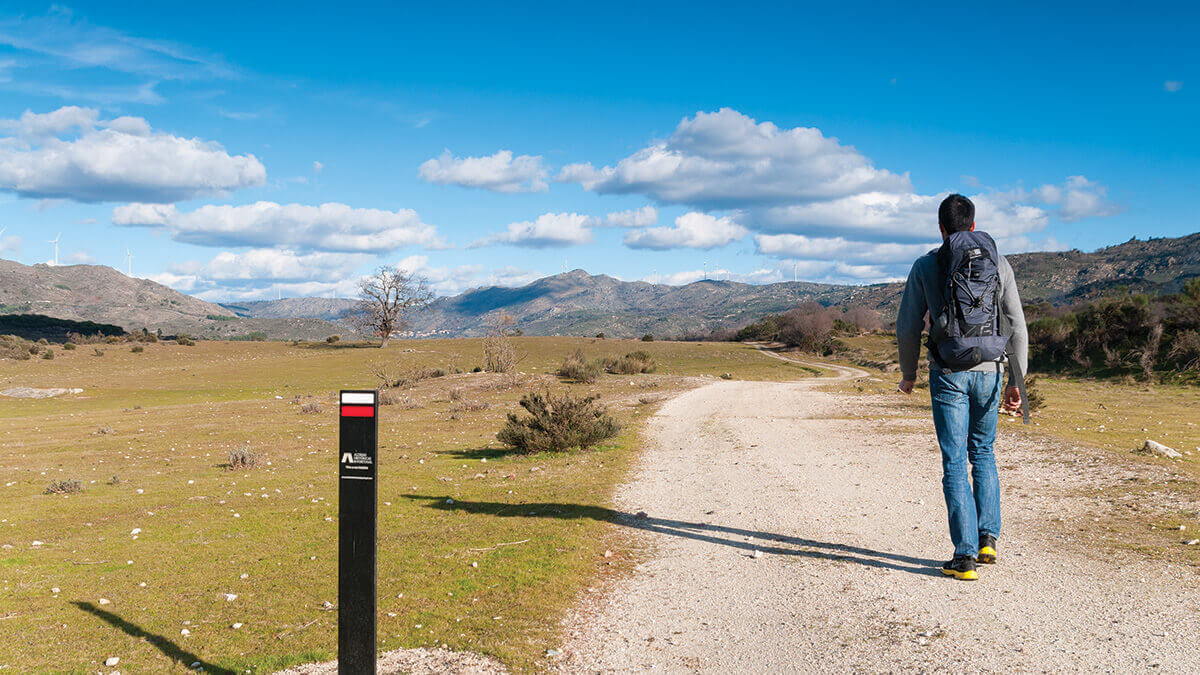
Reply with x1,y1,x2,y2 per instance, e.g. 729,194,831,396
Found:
896,249,1028,386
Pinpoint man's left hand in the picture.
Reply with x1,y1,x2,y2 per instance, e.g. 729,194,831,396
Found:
1002,385,1022,411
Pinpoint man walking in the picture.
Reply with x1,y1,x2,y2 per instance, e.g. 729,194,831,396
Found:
896,194,1028,581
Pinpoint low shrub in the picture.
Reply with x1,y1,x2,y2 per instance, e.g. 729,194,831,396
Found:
558,349,601,383
326,335,341,343
62,342,77,351
92,348,105,357
497,390,620,454
641,333,654,342
41,349,54,360
604,350,655,375
300,402,322,414
176,335,195,346
225,446,258,470
131,345,144,353
46,478,83,494
107,475,121,485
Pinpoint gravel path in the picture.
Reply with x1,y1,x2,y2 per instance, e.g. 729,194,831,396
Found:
554,365,1200,672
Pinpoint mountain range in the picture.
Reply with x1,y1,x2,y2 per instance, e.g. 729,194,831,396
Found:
3,232,1198,340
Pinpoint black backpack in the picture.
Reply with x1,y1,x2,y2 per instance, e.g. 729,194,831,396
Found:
927,230,1030,423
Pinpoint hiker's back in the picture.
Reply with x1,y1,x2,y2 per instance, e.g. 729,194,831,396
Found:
927,230,1009,370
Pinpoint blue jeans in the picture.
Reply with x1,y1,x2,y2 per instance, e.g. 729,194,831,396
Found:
929,369,1002,558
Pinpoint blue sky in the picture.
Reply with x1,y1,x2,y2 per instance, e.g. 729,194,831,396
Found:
0,1,1195,300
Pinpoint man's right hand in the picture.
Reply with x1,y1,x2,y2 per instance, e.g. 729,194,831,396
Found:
897,379,915,394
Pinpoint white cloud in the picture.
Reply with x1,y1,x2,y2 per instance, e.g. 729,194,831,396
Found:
395,254,542,296
559,108,910,209
0,107,265,203
1165,80,1184,93
602,206,657,228
173,249,370,282
313,161,324,174
64,250,97,264
624,212,747,250
0,233,21,256
419,150,547,193
1028,175,1120,221
113,201,438,253
470,212,595,248
754,234,934,263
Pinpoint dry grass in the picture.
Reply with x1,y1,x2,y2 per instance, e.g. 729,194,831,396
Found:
0,337,807,672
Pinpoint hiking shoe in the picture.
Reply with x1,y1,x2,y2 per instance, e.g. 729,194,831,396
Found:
941,555,978,581
978,534,998,565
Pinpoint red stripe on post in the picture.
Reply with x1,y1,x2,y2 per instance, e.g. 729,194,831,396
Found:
341,405,375,418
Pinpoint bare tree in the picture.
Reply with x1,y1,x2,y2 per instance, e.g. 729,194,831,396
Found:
351,266,433,347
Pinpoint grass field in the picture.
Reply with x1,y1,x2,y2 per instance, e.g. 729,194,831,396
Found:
0,337,812,673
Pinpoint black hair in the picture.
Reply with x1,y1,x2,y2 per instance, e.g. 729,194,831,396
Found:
938,194,975,233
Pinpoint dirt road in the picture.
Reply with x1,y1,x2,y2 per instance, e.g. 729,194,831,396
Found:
555,363,1200,672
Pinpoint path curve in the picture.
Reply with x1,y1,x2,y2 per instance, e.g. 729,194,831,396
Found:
555,363,1200,672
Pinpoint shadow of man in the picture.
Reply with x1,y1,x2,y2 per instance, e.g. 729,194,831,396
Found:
403,496,941,576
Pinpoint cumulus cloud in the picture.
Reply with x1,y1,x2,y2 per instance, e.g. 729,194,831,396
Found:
602,206,657,228
64,250,97,264
172,249,371,282
113,201,438,253
0,232,20,256
0,106,265,203
754,234,933,263
157,251,541,301
419,150,548,193
624,212,747,250
1027,175,1121,221
559,108,910,209
396,254,542,296
470,212,595,248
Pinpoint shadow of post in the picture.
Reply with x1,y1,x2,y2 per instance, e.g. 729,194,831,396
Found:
403,495,942,577
71,601,235,674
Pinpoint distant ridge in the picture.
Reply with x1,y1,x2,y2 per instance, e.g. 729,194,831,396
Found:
4,231,1198,340
0,260,345,340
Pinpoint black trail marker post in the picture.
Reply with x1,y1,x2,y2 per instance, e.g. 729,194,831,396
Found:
338,390,378,674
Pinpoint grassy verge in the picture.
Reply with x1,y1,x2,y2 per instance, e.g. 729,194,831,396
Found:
0,337,801,672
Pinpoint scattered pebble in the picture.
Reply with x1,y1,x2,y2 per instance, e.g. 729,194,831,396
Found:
98,598,110,605
105,657,120,667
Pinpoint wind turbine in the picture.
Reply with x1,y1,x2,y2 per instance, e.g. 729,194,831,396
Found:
125,248,133,276
48,233,61,266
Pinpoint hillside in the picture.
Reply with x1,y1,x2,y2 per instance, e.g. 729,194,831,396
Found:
1007,232,1200,302
0,260,345,341
408,232,1200,337
409,269,892,338
221,297,359,321
5,232,1196,341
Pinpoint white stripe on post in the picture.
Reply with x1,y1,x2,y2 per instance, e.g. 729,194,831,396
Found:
341,392,376,405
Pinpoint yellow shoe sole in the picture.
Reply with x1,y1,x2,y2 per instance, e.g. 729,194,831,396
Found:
941,568,979,581
978,546,997,564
